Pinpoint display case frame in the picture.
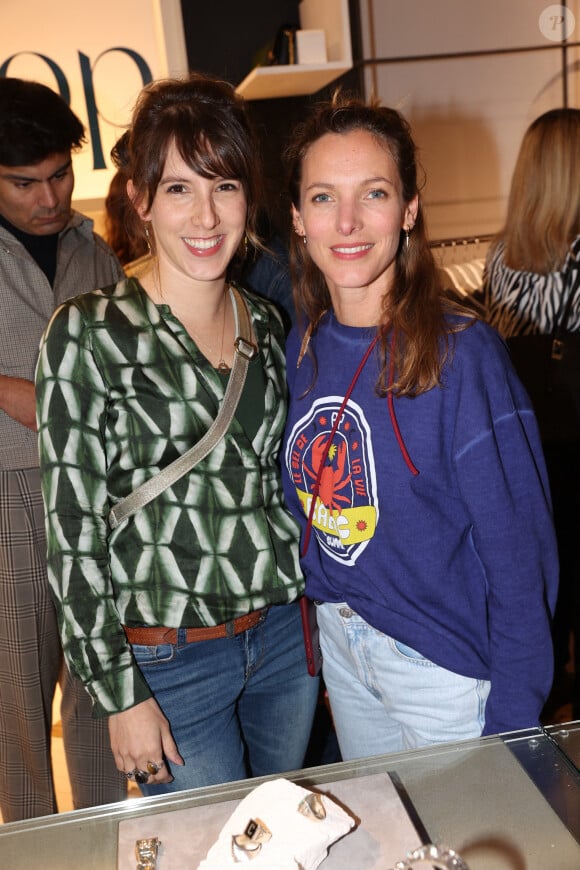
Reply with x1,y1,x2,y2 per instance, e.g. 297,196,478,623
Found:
1,723,579,869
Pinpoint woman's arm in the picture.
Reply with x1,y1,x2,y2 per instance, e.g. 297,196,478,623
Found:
36,301,152,717
455,333,558,734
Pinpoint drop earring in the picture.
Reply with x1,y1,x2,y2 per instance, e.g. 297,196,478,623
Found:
144,222,152,254
303,235,307,245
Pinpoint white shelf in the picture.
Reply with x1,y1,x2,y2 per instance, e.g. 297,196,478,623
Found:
236,0,352,101
236,61,351,100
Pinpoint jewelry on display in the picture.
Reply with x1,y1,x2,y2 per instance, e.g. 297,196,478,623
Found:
146,759,165,775
297,792,326,820
135,836,161,870
391,843,469,870
231,835,261,862
231,818,271,862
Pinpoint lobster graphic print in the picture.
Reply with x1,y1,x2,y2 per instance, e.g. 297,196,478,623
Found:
285,397,379,566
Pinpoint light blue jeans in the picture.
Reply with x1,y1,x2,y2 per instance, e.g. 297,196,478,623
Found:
317,602,490,760
132,602,319,796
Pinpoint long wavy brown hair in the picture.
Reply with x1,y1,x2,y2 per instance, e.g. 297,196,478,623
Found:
497,108,580,274
285,93,477,397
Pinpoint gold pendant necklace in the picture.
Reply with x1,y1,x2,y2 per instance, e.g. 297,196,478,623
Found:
149,268,231,371
188,292,230,373
216,294,230,373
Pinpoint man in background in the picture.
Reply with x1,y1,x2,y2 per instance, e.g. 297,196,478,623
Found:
0,77,126,821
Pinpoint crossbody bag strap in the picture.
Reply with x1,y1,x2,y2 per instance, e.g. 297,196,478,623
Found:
108,286,257,529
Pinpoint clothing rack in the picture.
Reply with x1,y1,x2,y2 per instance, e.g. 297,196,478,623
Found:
430,232,495,249
430,233,494,271
430,234,495,295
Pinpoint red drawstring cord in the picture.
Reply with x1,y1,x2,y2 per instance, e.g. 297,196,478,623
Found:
301,330,418,557
387,335,419,477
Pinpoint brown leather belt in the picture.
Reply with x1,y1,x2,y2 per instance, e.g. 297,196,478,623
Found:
123,609,267,646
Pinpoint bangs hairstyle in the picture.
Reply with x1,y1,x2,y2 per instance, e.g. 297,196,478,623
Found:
127,73,264,254
285,92,475,397
501,108,580,273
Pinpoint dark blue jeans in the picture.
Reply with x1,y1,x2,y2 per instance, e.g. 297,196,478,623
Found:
133,602,319,795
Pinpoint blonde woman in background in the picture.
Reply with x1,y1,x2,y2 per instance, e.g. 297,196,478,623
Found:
483,108,580,721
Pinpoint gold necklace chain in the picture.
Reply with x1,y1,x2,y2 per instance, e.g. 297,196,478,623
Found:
187,291,230,373
149,268,231,373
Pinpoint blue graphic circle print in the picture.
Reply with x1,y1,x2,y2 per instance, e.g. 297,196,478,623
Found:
285,397,378,566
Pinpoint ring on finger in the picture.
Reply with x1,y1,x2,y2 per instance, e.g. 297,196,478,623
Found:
125,767,150,784
146,760,165,776
134,768,151,785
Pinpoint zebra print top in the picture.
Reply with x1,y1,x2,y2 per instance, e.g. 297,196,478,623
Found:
482,236,580,338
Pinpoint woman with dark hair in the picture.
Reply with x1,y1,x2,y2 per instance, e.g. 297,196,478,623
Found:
483,108,580,719
35,73,318,796
281,94,558,759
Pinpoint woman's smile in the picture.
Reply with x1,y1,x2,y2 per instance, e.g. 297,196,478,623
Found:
182,234,226,255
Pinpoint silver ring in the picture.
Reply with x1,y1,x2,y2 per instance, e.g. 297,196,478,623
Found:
231,834,262,862
393,844,470,870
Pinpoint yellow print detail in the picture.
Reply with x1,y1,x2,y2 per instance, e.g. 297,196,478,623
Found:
297,489,377,544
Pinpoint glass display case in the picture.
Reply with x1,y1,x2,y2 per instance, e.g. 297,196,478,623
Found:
1,722,579,869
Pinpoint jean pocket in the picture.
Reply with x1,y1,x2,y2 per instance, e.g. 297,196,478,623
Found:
391,638,434,665
130,642,175,666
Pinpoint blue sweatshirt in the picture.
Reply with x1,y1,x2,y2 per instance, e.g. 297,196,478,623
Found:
282,312,558,737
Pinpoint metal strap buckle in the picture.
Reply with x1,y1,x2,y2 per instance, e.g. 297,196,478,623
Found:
235,336,258,361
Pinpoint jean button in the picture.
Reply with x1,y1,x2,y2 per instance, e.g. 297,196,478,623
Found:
339,606,354,618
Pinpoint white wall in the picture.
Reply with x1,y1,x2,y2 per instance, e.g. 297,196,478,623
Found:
359,0,580,240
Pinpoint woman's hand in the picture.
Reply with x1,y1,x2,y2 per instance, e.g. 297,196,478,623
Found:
108,697,184,785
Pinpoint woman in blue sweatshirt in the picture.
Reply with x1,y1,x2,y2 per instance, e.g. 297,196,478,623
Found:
281,94,558,759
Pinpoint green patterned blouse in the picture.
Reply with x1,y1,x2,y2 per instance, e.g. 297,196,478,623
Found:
36,278,303,716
